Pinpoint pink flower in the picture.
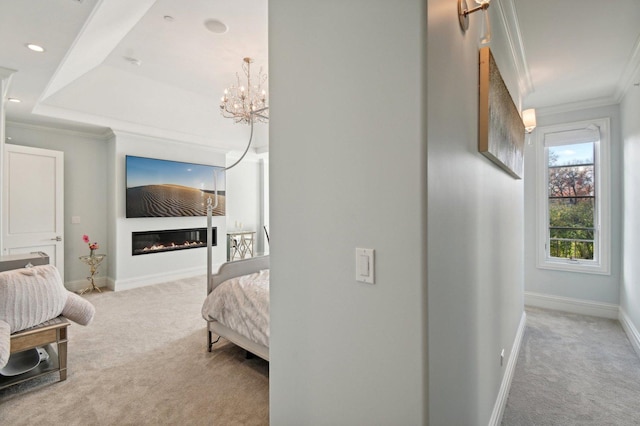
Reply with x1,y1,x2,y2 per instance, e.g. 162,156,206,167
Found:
83,235,99,253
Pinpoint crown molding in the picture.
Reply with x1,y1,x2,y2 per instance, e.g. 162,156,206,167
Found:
255,145,269,154
110,128,230,156
226,150,262,164
496,0,640,110
535,96,618,117
614,32,640,103
6,119,113,140
494,0,534,97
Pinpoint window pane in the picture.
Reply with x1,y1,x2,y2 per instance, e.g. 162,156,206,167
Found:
548,198,594,229
548,191,595,261
548,165,594,198
548,142,594,166
550,227,594,240
549,240,594,260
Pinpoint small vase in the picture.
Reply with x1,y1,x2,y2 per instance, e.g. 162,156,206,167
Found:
90,249,95,258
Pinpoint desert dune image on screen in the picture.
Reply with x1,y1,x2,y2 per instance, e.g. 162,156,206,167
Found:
126,156,225,218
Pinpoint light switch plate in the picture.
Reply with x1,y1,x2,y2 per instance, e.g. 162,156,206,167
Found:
356,248,374,284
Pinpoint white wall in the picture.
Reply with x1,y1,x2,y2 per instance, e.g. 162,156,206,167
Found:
523,105,622,305
109,131,227,290
4,122,109,289
620,83,640,341
269,1,428,424
270,1,525,424
225,153,268,255
427,0,525,424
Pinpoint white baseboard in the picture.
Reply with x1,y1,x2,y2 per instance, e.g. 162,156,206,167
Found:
65,264,222,293
112,264,220,291
65,276,109,293
489,311,527,426
619,308,640,359
524,291,619,319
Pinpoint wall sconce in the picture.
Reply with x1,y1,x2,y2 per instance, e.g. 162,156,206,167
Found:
523,108,537,133
458,0,491,44
523,108,536,146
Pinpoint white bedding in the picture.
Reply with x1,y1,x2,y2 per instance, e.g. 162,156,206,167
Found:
201,269,270,348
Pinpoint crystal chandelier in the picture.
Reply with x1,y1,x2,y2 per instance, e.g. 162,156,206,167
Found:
220,57,269,124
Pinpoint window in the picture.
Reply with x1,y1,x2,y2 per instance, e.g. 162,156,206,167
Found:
535,118,610,274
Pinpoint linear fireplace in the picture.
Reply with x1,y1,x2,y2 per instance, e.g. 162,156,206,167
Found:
132,227,216,256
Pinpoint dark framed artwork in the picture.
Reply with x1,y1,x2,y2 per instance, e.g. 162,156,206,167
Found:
478,46,525,179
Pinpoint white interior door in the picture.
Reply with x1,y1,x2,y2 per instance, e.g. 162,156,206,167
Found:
2,144,64,280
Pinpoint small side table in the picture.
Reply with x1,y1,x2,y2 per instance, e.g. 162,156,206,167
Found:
78,254,106,295
227,231,255,261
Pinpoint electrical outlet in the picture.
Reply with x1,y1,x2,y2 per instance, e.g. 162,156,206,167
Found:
500,348,505,366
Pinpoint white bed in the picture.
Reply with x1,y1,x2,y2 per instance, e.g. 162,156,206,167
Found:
202,255,270,361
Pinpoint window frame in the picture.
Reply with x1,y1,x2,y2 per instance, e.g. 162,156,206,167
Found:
535,117,611,275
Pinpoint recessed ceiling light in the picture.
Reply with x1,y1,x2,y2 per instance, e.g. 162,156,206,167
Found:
7,98,21,103
204,19,228,34
26,43,45,53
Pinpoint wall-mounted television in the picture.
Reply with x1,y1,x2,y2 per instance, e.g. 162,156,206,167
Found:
125,155,225,218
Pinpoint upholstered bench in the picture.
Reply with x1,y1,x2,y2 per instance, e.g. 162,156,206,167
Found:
0,317,69,389
0,265,95,389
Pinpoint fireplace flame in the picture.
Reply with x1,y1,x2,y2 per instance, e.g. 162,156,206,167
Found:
139,240,205,253
132,227,213,256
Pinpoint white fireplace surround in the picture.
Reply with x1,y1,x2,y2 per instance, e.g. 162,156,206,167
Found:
108,131,229,292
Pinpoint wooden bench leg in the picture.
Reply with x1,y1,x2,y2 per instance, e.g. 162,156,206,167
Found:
58,327,67,381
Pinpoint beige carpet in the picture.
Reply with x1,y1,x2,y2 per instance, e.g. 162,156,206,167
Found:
0,276,269,425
